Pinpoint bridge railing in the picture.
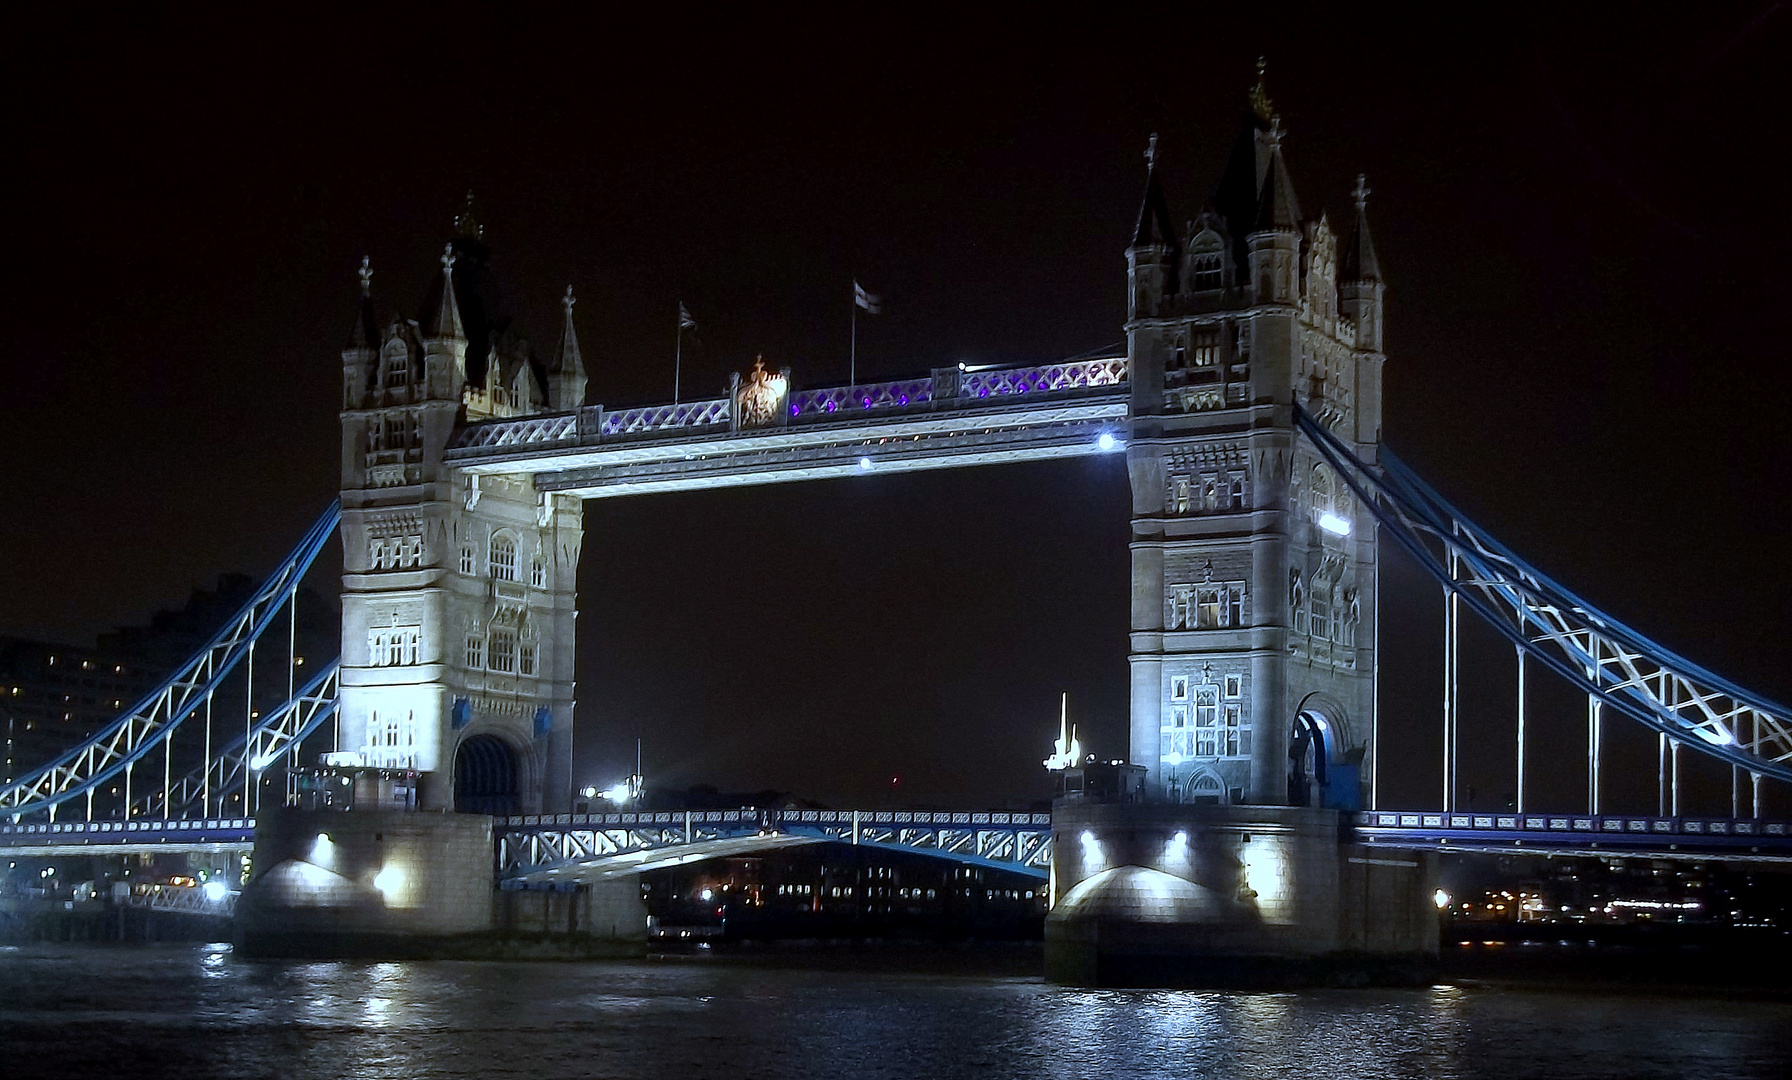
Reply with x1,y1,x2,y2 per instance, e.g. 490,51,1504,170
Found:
447,357,1128,455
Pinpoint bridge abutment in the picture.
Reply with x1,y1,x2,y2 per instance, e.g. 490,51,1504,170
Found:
1045,803,1436,987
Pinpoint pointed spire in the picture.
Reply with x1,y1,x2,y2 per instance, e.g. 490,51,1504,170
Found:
454,190,483,240
1131,132,1175,248
1342,173,1382,282
556,285,583,375
427,243,465,340
1253,122,1300,232
346,256,379,350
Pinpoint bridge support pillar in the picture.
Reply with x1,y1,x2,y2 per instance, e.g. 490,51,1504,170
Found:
1045,803,1436,987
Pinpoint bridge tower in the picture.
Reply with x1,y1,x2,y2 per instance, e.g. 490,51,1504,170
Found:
1124,85,1386,807
336,212,587,814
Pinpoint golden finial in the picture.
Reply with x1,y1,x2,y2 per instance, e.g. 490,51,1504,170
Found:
1250,56,1275,122
357,256,372,297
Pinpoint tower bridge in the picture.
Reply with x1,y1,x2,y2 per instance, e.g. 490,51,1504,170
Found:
6,86,1792,978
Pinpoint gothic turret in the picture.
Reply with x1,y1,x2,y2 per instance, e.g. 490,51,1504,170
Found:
547,285,588,411
1246,127,1302,304
1339,174,1385,352
1127,134,1179,321
423,244,468,396
342,256,379,410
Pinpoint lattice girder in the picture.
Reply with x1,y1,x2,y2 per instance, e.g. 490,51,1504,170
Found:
1296,408,1792,781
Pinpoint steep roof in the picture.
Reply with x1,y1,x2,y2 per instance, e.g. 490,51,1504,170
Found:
1341,175,1382,282
1131,134,1175,249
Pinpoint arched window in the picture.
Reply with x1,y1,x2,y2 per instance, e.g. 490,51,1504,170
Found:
1229,476,1246,509
489,534,518,581
530,554,547,589
1189,773,1224,805
1188,230,1225,291
381,341,410,389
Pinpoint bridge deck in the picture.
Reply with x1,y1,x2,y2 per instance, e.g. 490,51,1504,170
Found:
444,359,1129,495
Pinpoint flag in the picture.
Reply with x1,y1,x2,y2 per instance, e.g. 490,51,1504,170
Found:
854,281,882,315
678,302,698,331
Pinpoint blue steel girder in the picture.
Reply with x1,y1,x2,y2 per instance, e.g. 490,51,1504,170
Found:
1295,407,1792,782
1354,810,1792,861
135,661,342,818
1,503,341,818
497,810,1054,881
444,359,1128,497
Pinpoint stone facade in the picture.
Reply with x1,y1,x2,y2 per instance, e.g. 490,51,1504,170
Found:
1125,96,1386,807
338,227,586,814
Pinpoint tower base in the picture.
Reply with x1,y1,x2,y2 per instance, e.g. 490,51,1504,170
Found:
1045,803,1437,987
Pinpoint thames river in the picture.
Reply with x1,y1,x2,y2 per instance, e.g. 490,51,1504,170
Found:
0,944,1787,1079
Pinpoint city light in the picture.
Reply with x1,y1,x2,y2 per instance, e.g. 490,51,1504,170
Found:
311,832,334,864
858,456,873,471
248,751,279,772
1318,511,1352,537
580,785,599,799
201,881,229,903
1096,432,1118,451
1434,889,1451,909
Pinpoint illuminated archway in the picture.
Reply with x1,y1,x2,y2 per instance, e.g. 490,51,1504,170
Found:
454,733,519,815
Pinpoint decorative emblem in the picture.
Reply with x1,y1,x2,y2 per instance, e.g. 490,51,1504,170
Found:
732,356,789,429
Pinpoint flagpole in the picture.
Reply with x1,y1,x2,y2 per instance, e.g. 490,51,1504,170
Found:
674,309,683,404
850,298,857,387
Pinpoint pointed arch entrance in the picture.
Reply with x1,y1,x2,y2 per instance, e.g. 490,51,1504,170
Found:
454,734,519,815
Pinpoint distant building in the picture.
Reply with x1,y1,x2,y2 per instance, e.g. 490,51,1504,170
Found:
1,576,334,787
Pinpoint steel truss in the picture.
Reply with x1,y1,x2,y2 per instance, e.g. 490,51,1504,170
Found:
498,810,1054,881
136,661,341,818
1,503,341,819
1297,407,1792,785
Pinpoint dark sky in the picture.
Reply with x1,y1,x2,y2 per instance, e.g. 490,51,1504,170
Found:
4,6,1789,814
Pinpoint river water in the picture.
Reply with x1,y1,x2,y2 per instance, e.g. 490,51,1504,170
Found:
1,944,1787,1079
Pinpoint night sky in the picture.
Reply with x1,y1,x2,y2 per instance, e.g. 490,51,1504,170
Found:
5,8,1789,814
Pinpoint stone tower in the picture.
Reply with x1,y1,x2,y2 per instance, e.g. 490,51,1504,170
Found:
1124,80,1385,807
337,209,587,814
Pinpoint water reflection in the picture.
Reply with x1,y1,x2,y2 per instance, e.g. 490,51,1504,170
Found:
0,946,1786,1080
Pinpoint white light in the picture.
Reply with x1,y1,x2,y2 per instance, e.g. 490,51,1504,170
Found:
699,888,713,902
1096,432,1117,452
248,752,278,772
580,786,599,799
201,881,229,903
373,864,406,902
1318,511,1352,537
1695,727,1734,746
601,781,634,804
311,833,334,863
1434,889,1451,910
1314,717,1328,732
858,457,873,471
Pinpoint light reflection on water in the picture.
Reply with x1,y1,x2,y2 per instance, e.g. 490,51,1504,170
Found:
0,945,1787,1080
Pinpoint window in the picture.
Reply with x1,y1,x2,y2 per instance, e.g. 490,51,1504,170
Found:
365,710,416,768
530,556,547,589
1221,704,1248,757
1195,589,1222,629
460,543,477,576
367,625,420,667
519,642,536,677
1191,327,1220,367
1202,478,1219,511
1170,676,1188,701
1229,476,1245,510
1291,578,1306,635
489,535,518,581
489,629,516,673
1191,254,1223,292
465,635,484,669
1193,685,1220,756
1311,596,1331,641
1226,586,1243,628
1174,477,1191,514
382,346,410,388
370,538,390,570
1224,674,1243,699
1190,773,1223,805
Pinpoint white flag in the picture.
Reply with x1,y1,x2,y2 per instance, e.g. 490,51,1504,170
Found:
854,281,882,315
